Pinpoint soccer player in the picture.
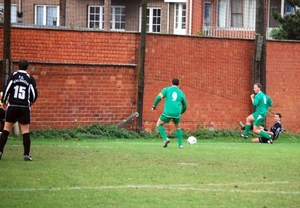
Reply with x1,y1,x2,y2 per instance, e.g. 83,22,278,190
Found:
0,92,5,133
152,78,187,148
0,59,38,161
239,113,282,144
252,113,282,143
241,83,273,141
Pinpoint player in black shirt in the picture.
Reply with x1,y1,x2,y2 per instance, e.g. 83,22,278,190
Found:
239,113,282,144
0,59,38,161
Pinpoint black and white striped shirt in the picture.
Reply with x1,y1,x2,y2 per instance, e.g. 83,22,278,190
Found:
2,70,38,107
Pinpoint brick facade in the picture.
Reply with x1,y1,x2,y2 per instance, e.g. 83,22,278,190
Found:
266,41,300,132
0,27,299,133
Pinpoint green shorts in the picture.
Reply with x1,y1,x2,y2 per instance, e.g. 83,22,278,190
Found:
160,114,181,124
253,112,266,127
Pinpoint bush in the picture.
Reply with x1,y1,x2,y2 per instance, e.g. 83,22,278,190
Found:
30,124,241,140
31,124,140,140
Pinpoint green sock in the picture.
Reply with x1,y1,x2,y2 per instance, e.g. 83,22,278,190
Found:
243,124,251,136
157,125,168,140
259,130,271,139
176,129,183,146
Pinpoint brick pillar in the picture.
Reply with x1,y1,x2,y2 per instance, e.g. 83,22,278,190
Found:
104,0,111,31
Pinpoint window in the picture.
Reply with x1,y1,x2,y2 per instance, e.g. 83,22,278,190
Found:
268,1,296,28
88,6,104,29
148,8,161,33
140,7,161,33
111,6,125,30
218,0,255,28
139,7,161,33
285,4,295,14
204,2,213,26
35,5,59,26
174,3,186,34
0,4,17,23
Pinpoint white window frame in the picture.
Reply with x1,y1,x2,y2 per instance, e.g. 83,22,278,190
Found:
139,7,161,33
111,6,125,31
35,5,60,26
0,3,17,23
174,3,187,35
217,0,255,29
88,5,104,29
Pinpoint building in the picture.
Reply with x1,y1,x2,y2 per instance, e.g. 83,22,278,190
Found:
0,0,296,39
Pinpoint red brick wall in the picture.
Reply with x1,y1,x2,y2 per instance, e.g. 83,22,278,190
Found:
0,28,139,130
29,64,137,129
0,27,299,133
9,28,138,64
143,35,254,132
266,41,300,133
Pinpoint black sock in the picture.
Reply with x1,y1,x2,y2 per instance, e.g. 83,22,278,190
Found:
23,133,31,155
0,130,10,153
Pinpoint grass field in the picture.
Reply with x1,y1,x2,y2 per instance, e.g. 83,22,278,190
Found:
0,136,299,208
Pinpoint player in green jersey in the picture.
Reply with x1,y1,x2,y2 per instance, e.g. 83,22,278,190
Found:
241,83,273,141
152,78,187,148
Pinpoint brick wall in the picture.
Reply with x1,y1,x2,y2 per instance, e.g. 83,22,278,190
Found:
142,35,254,132
0,27,139,130
29,64,137,129
266,41,300,132
0,27,299,133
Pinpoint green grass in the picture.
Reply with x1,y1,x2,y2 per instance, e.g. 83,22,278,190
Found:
0,136,299,208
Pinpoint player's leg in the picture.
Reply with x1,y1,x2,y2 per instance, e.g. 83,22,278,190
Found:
253,115,271,140
19,107,32,161
20,124,31,160
156,115,170,148
0,108,5,133
241,114,254,138
251,137,260,143
252,137,271,144
239,121,254,130
0,122,14,159
156,118,167,140
173,118,183,148
0,106,16,160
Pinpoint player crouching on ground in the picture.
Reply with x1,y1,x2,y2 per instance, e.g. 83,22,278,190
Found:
152,78,187,148
239,113,282,144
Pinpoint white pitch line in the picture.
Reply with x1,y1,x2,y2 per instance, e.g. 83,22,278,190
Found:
205,181,289,186
0,184,190,192
177,162,198,166
169,187,300,195
1,181,298,195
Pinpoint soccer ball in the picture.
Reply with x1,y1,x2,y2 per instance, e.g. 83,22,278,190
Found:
187,136,197,144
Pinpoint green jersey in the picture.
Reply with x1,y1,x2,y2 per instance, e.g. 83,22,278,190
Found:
253,91,273,116
153,85,187,118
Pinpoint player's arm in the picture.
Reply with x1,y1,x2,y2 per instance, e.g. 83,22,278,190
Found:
267,95,273,107
152,91,164,110
272,123,282,140
29,76,38,104
2,80,13,105
181,96,187,114
252,94,258,106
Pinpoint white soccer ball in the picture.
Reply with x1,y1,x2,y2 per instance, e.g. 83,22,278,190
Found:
187,136,197,144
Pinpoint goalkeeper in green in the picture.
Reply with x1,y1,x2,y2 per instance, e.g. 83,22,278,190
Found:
152,78,187,148
241,83,273,141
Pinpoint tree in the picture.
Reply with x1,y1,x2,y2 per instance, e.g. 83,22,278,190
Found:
270,0,300,40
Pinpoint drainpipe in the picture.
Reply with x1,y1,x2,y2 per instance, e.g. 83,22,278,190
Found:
136,0,147,134
2,0,12,87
